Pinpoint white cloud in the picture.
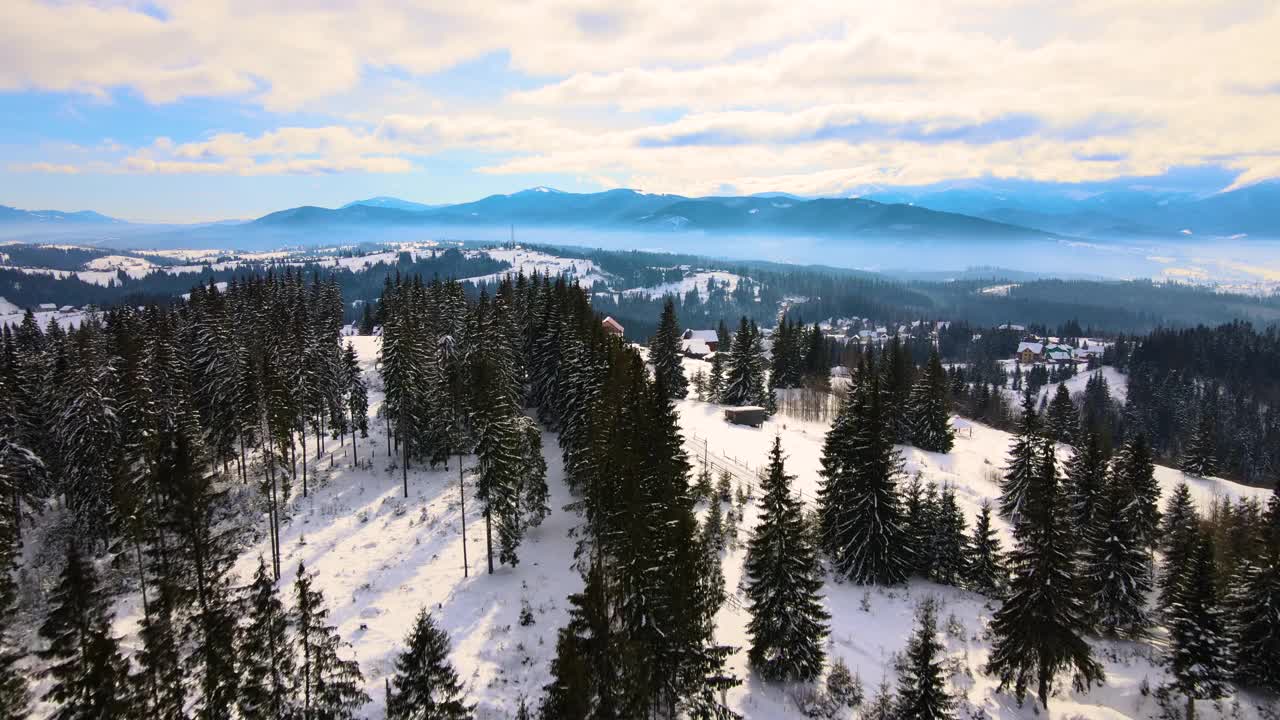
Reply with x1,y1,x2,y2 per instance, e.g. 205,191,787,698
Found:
5,0,1280,189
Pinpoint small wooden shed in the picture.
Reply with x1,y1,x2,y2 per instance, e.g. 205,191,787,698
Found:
724,406,766,427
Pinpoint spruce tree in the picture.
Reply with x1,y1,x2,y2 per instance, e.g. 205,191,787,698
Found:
999,389,1041,521
238,558,297,720
927,485,968,587
907,350,953,453
164,426,240,720
1167,534,1229,718
720,317,765,407
132,579,186,719
1112,434,1161,550
1181,411,1217,478
1063,429,1107,545
1227,559,1280,692
896,599,953,720
819,367,911,585
987,440,1103,709
744,436,830,681
1045,383,1076,445
648,297,688,399
1159,484,1200,617
38,544,134,720
1082,472,1152,638
966,500,1007,597
0,536,28,720
293,563,370,719
540,567,616,720
707,351,725,404
386,609,474,720
901,474,932,578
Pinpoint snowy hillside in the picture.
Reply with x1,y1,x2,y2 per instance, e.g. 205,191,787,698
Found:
624,270,745,300
33,341,1265,720
676,388,1271,718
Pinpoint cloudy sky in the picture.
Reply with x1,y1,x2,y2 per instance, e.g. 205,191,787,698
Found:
3,0,1278,222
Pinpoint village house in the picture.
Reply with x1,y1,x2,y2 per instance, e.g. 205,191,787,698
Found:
681,329,719,357
1017,340,1076,364
601,316,625,337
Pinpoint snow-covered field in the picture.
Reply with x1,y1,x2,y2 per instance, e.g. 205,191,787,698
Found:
998,363,1130,411
0,301,87,330
624,270,744,300
462,248,610,287
21,339,1274,719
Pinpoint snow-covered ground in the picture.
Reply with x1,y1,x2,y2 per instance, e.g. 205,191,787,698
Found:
84,254,157,278
0,303,88,330
980,283,1020,296
679,392,1272,719
44,335,584,720
462,248,610,287
20,339,1273,719
624,270,744,300
999,363,1130,411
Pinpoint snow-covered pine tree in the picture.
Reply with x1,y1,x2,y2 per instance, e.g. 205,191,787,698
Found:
707,350,725,404
1082,470,1152,638
817,393,855,557
803,322,831,393
1080,371,1114,451
928,485,968,588
908,350,954,453
470,300,549,570
999,388,1041,522
344,342,368,467
648,296,688,399
896,599,954,720
38,544,134,719
386,609,474,720
56,327,121,548
744,436,830,681
862,677,898,720
163,425,241,719
1159,483,1200,617
1181,410,1217,478
701,492,726,553
1063,429,1108,546
819,366,911,585
132,578,185,719
540,567,618,719
293,562,370,719
966,500,1007,597
0,533,27,720
1045,383,1076,445
901,474,933,578
238,558,297,720
0,331,46,546
1111,435,1160,553
986,439,1103,709
720,317,765,407
826,657,862,711
1227,559,1280,692
1167,534,1230,717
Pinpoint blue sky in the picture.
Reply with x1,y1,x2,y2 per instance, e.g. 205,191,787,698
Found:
2,1,1278,222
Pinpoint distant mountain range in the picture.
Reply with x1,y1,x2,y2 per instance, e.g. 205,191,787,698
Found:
0,205,121,225
254,187,1051,240
5,179,1279,243
861,180,1280,239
